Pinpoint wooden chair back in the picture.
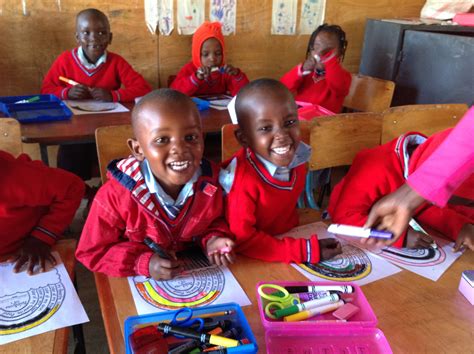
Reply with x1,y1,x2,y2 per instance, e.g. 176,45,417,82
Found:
95,125,134,183
381,104,468,144
343,74,395,113
221,121,311,162
309,112,382,171
0,118,22,156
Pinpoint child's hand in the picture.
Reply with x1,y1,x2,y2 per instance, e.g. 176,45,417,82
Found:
68,84,91,100
7,237,56,275
89,88,113,102
318,238,342,261
406,228,434,249
453,224,474,252
149,252,182,280
206,236,235,267
222,64,239,76
302,55,317,72
196,66,211,80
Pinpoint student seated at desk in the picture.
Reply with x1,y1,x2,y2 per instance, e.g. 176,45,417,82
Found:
0,150,85,274
220,79,342,264
280,24,351,113
170,21,249,97
328,129,474,249
76,89,235,279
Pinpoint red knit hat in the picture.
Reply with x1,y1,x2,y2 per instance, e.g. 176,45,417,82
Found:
192,21,225,68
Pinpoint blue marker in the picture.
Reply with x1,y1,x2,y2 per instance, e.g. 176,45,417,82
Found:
328,224,393,239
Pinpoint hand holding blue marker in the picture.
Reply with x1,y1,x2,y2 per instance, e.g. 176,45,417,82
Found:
144,237,171,260
328,224,393,239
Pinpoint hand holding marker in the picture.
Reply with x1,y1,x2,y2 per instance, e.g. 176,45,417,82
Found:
328,224,393,239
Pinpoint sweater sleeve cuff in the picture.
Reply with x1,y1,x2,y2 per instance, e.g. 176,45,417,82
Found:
111,90,120,102
307,237,320,264
61,87,70,100
135,251,154,277
297,64,305,77
30,226,59,246
190,73,201,87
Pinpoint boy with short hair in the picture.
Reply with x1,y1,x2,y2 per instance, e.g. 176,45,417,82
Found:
0,151,85,274
76,89,235,279
220,79,341,264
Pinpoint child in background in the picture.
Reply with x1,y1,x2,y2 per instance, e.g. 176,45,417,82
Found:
328,129,474,249
0,151,84,274
170,21,249,97
220,79,341,264
281,24,351,113
76,89,235,279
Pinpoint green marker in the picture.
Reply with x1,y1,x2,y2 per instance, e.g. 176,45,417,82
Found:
14,96,40,104
274,293,340,319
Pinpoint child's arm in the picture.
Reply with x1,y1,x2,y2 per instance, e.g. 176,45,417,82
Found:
170,62,203,96
280,64,306,92
41,53,80,100
223,67,249,96
111,55,152,102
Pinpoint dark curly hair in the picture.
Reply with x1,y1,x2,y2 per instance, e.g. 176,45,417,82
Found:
306,23,348,61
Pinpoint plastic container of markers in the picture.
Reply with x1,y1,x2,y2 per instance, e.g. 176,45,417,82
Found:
256,281,392,353
124,302,258,354
0,94,72,123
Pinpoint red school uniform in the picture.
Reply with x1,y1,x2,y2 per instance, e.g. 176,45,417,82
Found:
41,48,152,102
328,130,474,248
75,156,231,277
223,148,321,264
0,151,85,255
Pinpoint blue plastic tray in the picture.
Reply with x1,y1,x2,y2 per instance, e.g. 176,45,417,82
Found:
124,302,258,353
191,97,211,111
0,94,72,123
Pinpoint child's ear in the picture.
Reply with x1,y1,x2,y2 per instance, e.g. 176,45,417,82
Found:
75,32,80,43
127,138,145,161
234,128,248,147
109,32,113,45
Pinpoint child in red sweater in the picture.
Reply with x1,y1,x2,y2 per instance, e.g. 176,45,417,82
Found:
220,79,341,264
76,89,235,279
0,151,84,274
170,21,249,97
328,129,474,249
281,24,352,113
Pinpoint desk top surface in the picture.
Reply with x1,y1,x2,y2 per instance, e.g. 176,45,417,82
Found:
20,105,231,145
0,239,77,354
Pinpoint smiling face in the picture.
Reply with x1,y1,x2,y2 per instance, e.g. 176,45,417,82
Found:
200,38,223,68
129,99,204,199
75,11,112,64
237,89,300,167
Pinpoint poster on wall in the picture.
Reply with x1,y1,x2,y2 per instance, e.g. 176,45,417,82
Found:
300,0,326,34
144,0,159,34
178,0,205,35
210,0,237,35
159,0,174,35
271,0,298,35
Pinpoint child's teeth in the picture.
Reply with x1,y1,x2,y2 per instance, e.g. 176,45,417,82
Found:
169,161,190,171
273,146,290,155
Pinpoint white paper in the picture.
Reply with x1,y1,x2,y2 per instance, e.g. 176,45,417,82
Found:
0,253,89,345
271,0,297,35
276,222,402,286
362,235,464,281
210,0,237,35
144,0,159,34
299,0,326,34
177,0,205,35
159,0,174,35
128,250,250,314
227,96,237,123
64,100,129,115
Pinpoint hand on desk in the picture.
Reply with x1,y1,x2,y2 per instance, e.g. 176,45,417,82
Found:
319,238,342,261
149,252,182,280
8,237,56,275
206,236,235,267
68,84,92,100
453,224,474,252
90,87,113,102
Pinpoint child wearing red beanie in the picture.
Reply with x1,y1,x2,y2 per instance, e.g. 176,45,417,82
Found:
170,22,249,96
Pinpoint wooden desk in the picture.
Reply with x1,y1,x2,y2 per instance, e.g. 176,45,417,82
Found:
0,239,77,354
20,106,231,164
95,252,474,353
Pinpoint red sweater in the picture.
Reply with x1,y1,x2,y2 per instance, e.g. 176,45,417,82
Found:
41,48,152,102
223,148,321,263
328,131,474,247
170,61,249,96
0,151,85,255
280,56,352,113
76,157,231,277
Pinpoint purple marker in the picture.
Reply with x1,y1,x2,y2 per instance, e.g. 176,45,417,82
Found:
328,224,393,239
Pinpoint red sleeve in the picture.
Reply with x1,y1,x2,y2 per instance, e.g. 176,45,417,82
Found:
1,152,85,246
281,64,304,93
324,56,352,97
415,206,470,241
75,183,153,277
40,52,71,100
170,62,202,96
224,70,250,96
110,55,152,102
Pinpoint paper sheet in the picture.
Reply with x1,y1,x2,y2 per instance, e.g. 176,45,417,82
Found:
144,0,159,34
198,94,232,110
277,222,402,286
64,100,129,115
210,0,237,35
0,253,89,345
128,249,251,314
271,0,297,35
159,0,174,35
300,0,326,34
177,0,205,35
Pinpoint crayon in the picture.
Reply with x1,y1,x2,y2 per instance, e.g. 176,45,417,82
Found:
274,293,340,318
284,300,345,322
274,285,353,297
59,76,80,86
157,323,239,348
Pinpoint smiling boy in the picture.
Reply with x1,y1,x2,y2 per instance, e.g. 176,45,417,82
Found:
220,79,341,264
76,89,234,279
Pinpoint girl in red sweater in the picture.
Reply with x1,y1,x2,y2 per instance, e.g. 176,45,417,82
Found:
170,22,249,97
281,24,352,113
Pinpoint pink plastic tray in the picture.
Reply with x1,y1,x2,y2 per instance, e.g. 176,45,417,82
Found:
295,101,334,121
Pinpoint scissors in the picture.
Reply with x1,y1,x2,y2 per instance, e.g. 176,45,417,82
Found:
258,284,300,320
169,307,204,334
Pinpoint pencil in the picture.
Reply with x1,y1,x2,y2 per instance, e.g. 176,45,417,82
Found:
59,76,80,86
134,310,236,329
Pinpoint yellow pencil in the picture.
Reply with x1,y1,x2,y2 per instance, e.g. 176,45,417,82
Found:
59,76,80,86
134,309,235,329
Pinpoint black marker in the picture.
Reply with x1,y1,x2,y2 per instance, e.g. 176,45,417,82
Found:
143,237,170,260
